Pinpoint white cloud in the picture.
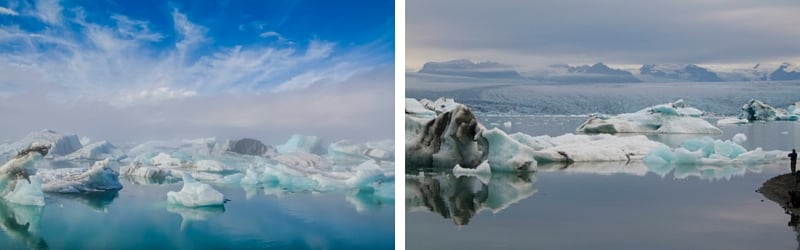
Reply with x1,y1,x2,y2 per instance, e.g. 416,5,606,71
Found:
34,0,62,24
0,6,19,16
0,7,393,141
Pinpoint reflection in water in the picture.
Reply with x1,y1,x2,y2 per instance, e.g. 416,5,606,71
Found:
758,173,800,247
409,161,774,227
346,189,394,213
406,171,536,225
49,190,119,213
0,201,47,249
166,204,225,231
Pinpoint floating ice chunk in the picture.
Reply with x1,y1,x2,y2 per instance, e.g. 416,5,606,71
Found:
37,159,123,193
644,134,787,167
407,104,487,169
346,160,390,190
274,152,333,169
0,130,82,157
224,138,275,156
529,134,665,163
419,97,459,113
3,176,45,206
119,161,182,182
405,98,437,119
732,133,747,145
167,173,225,207
503,121,512,128
716,117,749,125
61,141,125,161
151,152,184,167
1,148,46,205
276,134,321,154
328,140,394,165
481,128,537,172
738,99,777,121
576,100,721,134
190,160,231,172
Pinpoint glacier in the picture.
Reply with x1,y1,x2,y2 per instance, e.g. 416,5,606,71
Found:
576,99,722,134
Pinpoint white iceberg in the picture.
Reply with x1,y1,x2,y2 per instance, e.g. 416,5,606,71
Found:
276,134,322,154
327,140,394,165
36,158,123,193
60,141,125,161
3,176,45,206
719,99,800,124
167,172,225,207
644,133,786,167
0,130,82,158
119,161,182,182
273,152,333,169
481,128,537,172
0,147,47,206
576,99,722,134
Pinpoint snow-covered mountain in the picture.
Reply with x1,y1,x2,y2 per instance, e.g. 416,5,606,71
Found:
769,63,800,81
417,59,523,79
413,59,800,83
639,64,723,82
547,62,641,83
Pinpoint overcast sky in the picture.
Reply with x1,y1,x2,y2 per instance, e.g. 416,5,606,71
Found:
0,0,393,144
407,0,800,71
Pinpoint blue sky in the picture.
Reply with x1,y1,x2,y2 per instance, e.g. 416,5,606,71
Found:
0,0,394,142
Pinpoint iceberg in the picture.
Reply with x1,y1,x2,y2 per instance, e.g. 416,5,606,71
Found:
407,98,673,173
576,99,722,134
3,176,45,206
276,134,322,154
719,99,800,124
36,158,123,193
0,130,82,159
167,172,226,207
119,161,182,182
0,146,48,206
406,100,488,170
644,133,786,167
60,141,125,161
327,140,394,165
223,138,276,157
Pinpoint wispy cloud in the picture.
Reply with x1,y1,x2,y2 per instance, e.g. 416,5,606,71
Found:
0,1,393,141
0,6,18,16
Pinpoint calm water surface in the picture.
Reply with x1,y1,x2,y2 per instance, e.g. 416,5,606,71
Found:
0,177,394,249
407,116,800,249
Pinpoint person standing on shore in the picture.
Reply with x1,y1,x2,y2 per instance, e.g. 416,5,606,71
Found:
789,149,798,173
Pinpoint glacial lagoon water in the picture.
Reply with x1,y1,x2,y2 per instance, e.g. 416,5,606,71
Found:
407,115,800,249
0,176,394,249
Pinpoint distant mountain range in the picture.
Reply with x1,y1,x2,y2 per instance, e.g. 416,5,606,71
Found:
414,59,800,83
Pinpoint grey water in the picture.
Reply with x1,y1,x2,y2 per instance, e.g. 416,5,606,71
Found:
407,114,800,249
0,178,394,249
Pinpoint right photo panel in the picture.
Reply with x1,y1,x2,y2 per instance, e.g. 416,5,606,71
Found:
405,0,800,249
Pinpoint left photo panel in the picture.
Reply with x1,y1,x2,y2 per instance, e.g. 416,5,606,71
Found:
0,0,395,249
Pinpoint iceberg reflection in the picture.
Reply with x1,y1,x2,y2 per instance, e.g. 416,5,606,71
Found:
0,200,48,249
406,170,536,225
